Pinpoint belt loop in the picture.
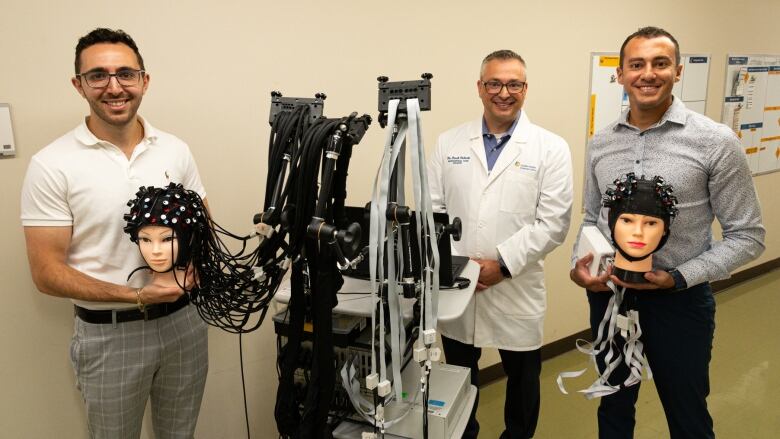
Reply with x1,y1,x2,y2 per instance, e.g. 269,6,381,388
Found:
112,310,118,328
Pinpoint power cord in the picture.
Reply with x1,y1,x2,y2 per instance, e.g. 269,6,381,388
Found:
240,333,251,439
439,277,471,290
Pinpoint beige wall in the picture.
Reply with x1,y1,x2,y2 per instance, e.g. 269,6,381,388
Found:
1,0,777,436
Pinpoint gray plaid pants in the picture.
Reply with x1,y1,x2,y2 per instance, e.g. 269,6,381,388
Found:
70,304,208,439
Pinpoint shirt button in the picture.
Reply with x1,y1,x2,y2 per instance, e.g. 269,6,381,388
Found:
475,252,483,259
635,160,640,164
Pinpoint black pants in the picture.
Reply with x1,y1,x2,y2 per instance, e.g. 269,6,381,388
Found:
587,282,716,439
441,335,541,439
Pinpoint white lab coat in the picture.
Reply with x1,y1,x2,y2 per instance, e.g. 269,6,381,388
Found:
428,112,573,350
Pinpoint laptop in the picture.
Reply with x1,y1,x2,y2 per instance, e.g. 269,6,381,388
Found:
340,206,467,287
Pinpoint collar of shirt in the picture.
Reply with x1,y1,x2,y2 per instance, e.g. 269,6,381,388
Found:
75,115,159,148
616,96,687,133
482,113,520,171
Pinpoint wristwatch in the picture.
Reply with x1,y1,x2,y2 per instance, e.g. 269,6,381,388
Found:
666,268,687,291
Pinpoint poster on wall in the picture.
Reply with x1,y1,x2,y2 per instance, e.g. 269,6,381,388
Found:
586,52,711,140
722,54,780,175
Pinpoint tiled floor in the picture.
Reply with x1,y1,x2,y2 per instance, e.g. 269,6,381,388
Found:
477,268,780,438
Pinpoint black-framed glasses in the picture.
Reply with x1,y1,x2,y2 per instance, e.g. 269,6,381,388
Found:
77,69,145,88
482,80,526,95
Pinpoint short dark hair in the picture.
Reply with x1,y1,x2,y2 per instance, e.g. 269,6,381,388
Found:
74,28,144,74
480,50,526,77
619,26,680,68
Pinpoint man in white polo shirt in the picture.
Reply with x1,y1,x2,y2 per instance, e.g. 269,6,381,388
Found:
21,28,208,439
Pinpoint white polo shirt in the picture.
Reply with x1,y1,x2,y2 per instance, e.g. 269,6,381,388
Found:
21,117,206,310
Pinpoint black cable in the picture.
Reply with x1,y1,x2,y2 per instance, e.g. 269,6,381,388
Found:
423,366,429,439
274,112,371,438
184,107,323,333
438,277,471,290
240,334,251,439
124,183,283,334
273,106,324,438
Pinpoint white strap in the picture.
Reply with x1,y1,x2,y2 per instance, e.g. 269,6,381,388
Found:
367,98,409,415
407,99,440,343
384,103,408,401
359,97,443,433
557,282,652,399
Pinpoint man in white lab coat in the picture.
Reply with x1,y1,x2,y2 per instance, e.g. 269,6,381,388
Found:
428,50,573,438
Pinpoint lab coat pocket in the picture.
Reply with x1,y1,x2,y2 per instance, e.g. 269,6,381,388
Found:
499,171,538,215
496,315,542,349
493,278,546,319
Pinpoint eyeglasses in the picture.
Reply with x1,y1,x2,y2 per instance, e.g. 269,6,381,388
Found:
77,69,145,88
482,80,526,95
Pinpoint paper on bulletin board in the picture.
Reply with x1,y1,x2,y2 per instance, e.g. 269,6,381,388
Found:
722,55,780,175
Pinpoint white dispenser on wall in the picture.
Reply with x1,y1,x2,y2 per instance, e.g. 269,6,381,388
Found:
0,103,16,157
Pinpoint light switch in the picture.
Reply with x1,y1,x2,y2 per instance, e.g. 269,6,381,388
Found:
0,104,16,157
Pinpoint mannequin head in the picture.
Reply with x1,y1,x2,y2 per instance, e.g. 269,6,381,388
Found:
603,173,677,279
124,182,207,273
612,213,666,260
122,182,275,332
137,225,179,272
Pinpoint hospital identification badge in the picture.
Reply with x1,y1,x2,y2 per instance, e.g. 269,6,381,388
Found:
447,155,470,165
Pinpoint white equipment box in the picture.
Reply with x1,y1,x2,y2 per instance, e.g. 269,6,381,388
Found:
333,362,475,439
577,225,615,277
0,104,16,157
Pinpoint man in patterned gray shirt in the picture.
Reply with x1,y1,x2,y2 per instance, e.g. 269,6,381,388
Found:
570,27,764,438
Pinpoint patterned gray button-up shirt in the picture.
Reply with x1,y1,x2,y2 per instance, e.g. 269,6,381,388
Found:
576,97,765,287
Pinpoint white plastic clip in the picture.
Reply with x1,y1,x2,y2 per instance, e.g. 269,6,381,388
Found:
254,222,275,239
252,267,266,282
616,314,631,338
377,380,392,397
366,373,379,390
413,347,428,362
429,347,442,362
423,328,437,345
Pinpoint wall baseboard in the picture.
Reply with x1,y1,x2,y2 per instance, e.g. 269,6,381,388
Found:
709,258,780,292
477,257,780,386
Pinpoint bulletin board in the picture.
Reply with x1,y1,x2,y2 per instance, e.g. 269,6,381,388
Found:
585,52,711,140
721,54,780,175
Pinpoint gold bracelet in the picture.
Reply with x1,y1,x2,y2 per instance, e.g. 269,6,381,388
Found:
135,287,145,312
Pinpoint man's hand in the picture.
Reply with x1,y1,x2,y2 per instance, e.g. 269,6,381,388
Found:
472,258,503,291
140,268,198,304
610,269,674,290
139,283,184,304
570,253,612,292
